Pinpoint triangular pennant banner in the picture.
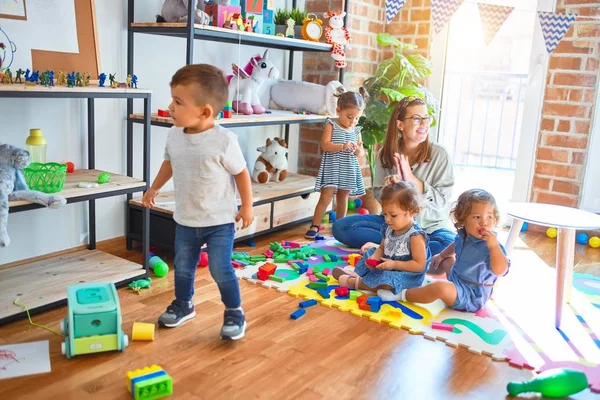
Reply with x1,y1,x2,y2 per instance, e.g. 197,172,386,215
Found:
432,0,465,35
386,0,407,23
538,11,577,53
478,4,514,45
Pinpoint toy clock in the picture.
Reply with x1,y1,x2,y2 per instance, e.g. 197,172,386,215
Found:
301,13,323,42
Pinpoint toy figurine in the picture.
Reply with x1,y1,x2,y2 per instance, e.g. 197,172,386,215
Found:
15,68,24,83
82,72,90,86
285,17,295,38
75,72,83,87
56,71,67,86
24,68,31,82
323,10,352,68
98,73,107,87
109,73,116,88
1,68,12,84
48,71,55,86
131,74,138,89
39,71,50,87
126,74,132,88
66,72,75,88
28,70,40,84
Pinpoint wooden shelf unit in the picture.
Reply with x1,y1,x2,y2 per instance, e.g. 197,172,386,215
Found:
130,22,333,52
129,110,332,129
9,169,145,211
0,250,143,323
127,173,330,250
0,86,152,324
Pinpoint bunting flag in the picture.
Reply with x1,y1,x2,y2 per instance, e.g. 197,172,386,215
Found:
477,4,514,45
385,0,407,23
432,0,465,35
538,11,577,53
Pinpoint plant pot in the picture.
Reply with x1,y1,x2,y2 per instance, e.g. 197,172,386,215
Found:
362,188,381,215
275,25,286,36
294,25,302,38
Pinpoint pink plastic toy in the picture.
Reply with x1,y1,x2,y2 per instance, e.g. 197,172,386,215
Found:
306,267,314,276
198,252,209,268
366,258,382,268
432,322,455,332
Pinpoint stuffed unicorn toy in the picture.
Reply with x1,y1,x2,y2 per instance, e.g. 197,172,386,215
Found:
227,49,280,115
252,138,288,184
323,10,351,68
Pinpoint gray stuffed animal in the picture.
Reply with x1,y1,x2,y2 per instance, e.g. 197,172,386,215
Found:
0,143,66,247
159,0,229,25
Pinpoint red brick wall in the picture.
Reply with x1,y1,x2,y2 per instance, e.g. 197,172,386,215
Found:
531,0,600,207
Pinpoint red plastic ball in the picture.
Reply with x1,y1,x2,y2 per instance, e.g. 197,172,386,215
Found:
358,208,369,215
198,252,209,267
66,162,75,173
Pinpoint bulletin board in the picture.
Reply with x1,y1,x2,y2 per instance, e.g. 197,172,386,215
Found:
0,0,100,79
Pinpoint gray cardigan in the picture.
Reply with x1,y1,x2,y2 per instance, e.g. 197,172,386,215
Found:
373,143,455,233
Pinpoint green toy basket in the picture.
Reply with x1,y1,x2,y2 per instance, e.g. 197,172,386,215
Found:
24,162,67,194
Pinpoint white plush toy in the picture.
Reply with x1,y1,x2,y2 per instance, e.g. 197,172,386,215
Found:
0,143,66,247
267,80,345,116
252,138,288,184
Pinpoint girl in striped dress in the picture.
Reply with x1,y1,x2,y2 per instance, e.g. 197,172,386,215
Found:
305,90,366,239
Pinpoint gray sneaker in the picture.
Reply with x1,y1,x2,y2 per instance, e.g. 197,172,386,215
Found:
158,300,196,328
220,309,246,340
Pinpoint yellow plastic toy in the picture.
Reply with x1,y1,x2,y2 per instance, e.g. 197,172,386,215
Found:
546,227,558,239
132,322,155,341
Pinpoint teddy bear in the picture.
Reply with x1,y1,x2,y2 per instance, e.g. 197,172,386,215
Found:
252,138,288,184
158,0,229,25
0,143,66,247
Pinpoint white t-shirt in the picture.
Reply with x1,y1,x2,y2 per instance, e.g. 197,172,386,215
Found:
164,125,246,227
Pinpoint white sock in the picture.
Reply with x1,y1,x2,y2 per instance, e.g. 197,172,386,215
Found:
400,289,407,302
377,289,407,302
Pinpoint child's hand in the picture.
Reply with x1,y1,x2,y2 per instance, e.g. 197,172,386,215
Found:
342,142,356,152
360,242,379,254
141,188,159,208
236,206,254,229
480,229,499,248
375,257,396,270
430,254,443,270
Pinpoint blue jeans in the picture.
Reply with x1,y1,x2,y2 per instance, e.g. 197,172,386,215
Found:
174,223,241,309
332,215,456,256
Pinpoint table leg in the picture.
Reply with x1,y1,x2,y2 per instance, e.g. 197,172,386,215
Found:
505,218,524,255
555,228,575,328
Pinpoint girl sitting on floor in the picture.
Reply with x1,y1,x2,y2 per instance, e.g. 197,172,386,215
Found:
380,189,511,312
333,181,431,294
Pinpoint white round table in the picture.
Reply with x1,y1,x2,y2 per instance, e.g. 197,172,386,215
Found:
505,202,600,328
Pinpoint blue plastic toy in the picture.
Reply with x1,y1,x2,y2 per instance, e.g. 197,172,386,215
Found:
61,282,128,358
290,308,306,320
576,232,589,245
299,299,317,308
329,211,337,223
354,198,363,208
521,222,528,232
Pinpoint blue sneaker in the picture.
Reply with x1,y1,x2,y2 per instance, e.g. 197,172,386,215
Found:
158,300,196,328
220,309,246,340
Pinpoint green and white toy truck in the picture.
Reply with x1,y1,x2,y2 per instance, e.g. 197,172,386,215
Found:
61,282,129,358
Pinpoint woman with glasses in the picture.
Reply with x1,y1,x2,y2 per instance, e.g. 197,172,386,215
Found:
333,97,457,260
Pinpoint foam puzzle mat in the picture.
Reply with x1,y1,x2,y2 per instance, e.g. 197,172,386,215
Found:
235,237,600,392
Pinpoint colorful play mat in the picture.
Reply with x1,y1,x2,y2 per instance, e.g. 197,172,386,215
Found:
235,236,600,393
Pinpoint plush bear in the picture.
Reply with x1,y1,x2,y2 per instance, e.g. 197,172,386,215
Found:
252,138,288,184
0,143,66,247
158,0,229,25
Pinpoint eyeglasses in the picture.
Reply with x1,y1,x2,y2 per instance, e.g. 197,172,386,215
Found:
402,115,432,125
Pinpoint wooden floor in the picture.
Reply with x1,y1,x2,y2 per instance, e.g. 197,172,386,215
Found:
1,224,599,399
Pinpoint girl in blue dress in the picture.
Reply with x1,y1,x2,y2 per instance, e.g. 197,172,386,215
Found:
333,181,431,293
385,189,511,312
305,90,366,239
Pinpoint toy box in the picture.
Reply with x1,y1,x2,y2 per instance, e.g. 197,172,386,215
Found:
263,22,275,35
205,4,242,28
60,282,128,358
241,0,263,14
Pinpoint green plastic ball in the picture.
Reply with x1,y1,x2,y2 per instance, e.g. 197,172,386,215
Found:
152,261,169,277
347,200,356,210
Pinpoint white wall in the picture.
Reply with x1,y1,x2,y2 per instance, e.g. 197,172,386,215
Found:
580,82,600,213
1,0,302,264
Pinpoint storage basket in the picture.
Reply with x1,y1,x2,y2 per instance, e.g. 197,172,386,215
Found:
23,162,67,193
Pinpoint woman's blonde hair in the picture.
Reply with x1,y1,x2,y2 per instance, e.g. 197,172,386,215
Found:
379,97,432,169
451,189,500,229
380,181,422,214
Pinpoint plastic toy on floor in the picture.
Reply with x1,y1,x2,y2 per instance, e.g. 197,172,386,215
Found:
60,282,128,358
126,365,173,399
507,368,588,397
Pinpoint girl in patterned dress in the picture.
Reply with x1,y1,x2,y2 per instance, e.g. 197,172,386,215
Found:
305,90,366,239
333,181,431,293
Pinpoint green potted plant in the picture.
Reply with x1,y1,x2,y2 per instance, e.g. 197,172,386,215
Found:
274,9,291,36
289,9,308,37
359,33,440,214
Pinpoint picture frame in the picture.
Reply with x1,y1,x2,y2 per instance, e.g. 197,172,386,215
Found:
0,0,27,21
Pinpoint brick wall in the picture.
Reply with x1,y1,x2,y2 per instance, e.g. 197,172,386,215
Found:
531,0,600,207
299,0,425,176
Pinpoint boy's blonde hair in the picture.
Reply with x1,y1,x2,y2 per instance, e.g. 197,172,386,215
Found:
451,189,500,229
170,64,228,114
380,181,422,214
